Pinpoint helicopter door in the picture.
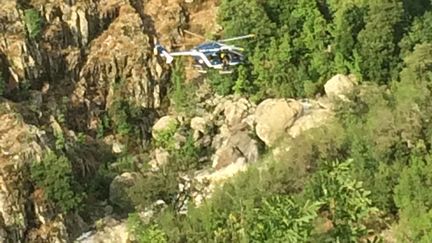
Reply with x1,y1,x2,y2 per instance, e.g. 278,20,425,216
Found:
208,53,221,65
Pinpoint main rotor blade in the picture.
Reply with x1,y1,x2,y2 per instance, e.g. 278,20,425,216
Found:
219,34,255,43
183,30,208,41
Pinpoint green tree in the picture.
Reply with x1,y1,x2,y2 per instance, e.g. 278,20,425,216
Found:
31,151,83,212
399,11,432,56
402,0,431,19
355,1,404,83
169,59,197,114
292,0,333,81
218,0,275,51
394,154,432,242
330,4,367,74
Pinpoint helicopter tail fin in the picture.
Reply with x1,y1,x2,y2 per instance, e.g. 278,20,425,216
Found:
154,44,174,64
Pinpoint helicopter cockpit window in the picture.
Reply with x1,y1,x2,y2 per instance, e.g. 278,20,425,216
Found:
208,53,221,65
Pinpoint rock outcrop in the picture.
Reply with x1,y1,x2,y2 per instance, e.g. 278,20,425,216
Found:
109,172,139,212
255,99,304,147
324,74,357,99
0,102,70,243
1,0,171,134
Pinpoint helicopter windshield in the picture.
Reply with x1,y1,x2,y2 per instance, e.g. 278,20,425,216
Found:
196,42,223,52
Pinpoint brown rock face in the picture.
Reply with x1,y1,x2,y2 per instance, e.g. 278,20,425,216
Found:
0,103,70,243
71,3,171,132
1,0,171,133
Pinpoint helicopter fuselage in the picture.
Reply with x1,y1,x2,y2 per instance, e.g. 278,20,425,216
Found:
155,40,247,73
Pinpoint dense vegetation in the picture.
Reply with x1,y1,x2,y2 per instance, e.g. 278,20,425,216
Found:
211,0,432,100
124,0,432,242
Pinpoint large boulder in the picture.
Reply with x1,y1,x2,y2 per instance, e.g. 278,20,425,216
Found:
289,109,334,138
152,116,178,138
223,98,250,129
109,172,138,212
190,116,209,134
212,131,259,169
212,97,255,131
324,74,357,99
255,99,303,146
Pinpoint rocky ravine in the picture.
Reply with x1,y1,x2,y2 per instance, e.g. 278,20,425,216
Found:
79,74,356,242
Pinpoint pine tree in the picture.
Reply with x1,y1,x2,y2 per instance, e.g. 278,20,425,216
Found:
355,0,405,83
330,3,367,74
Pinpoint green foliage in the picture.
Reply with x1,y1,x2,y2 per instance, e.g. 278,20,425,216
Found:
217,0,276,50
108,99,134,136
169,60,198,114
247,196,321,242
394,154,432,242
306,159,376,241
129,124,203,210
110,154,136,174
107,80,145,146
214,0,432,97
153,121,178,151
354,1,404,83
399,11,432,56
23,9,42,39
127,213,168,243
330,4,367,74
31,151,83,212
128,2,432,241
207,69,236,96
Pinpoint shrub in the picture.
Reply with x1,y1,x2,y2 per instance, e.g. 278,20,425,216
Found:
128,213,167,243
31,151,83,212
129,126,203,210
247,196,321,242
207,69,236,96
23,9,42,39
305,159,377,241
168,59,198,114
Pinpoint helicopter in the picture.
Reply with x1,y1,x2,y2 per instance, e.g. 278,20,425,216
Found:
154,30,255,74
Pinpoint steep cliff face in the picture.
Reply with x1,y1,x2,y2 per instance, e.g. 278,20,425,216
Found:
1,0,173,133
0,101,69,243
0,0,179,241
0,0,221,241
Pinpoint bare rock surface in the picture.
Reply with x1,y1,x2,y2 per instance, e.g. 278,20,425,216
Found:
255,99,304,147
324,74,357,99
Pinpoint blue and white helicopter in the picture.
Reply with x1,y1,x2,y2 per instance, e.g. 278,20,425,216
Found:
154,31,255,74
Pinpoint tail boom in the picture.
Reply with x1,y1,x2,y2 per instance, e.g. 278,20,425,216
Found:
154,44,174,64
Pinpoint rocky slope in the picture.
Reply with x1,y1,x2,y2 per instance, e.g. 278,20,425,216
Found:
78,74,355,242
